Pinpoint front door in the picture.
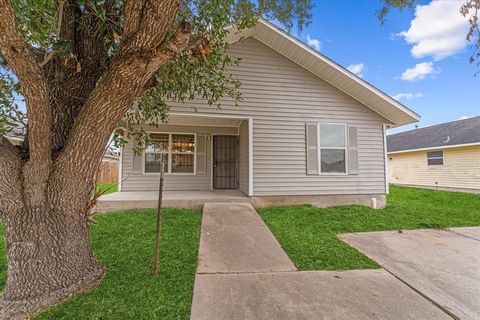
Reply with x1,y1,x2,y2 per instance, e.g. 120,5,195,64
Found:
213,135,239,189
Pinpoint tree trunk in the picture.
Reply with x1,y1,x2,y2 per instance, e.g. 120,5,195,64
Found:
0,181,104,320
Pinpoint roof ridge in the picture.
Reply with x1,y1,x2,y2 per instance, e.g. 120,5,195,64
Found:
388,115,480,136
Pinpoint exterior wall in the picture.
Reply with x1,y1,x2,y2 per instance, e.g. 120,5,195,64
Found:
388,145,480,190
121,124,237,191
238,120,249,195
121,38,389,196
168,38,388,196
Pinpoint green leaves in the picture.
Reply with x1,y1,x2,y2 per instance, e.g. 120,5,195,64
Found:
0,70,26,138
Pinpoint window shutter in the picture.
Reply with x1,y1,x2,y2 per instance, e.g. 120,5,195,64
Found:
132,141,143,175
196,135,207,174
348,126,359,175
306,123,319,175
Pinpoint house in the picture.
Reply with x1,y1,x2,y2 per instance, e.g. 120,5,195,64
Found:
387,116,480,193
115,19,419,210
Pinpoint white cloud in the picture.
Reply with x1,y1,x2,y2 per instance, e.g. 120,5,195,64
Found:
347,63,365,77
458,115,473,120
399,0,469,60
392,92,424,101
400,62,440,81
307,35,321,51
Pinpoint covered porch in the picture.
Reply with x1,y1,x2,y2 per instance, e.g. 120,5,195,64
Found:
119,112,253,196
95,189,250,212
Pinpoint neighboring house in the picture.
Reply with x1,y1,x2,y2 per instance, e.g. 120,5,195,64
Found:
118,19,420,208
387,116,480,193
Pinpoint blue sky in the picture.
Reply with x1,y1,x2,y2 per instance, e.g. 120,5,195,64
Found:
294,0,479,134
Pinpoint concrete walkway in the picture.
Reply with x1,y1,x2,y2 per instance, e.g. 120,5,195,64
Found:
190,203,452,320
197,203,296,273
340,227,480,320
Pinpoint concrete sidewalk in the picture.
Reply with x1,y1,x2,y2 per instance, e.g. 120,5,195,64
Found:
340,227,480,320
191,270,450,320
190,203,452,320
197,203,296,273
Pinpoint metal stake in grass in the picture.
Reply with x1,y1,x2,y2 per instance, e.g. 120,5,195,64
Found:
152,154,165,277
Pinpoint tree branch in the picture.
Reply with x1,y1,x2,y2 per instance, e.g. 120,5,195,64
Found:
0,0,52,208
38,0,65,67
55,1,189,182
0,137,23,217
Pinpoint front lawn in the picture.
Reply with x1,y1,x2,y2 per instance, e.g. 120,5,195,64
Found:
0,208,201,319
258,185,480,270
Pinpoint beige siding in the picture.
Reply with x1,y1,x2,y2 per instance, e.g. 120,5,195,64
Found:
122,125,237,191
238,120,249,194
388,146,480,190
122,38,389,195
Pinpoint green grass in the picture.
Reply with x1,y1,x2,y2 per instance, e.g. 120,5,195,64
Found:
258,185,480,271
96,183,118,195
0,186,479,318
0,208,201,319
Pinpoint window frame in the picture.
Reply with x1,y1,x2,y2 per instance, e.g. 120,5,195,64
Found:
427,150,444,166
143,132,197,175
318,123,348,175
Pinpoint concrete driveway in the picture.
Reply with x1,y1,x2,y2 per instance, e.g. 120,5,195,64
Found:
191,203,454,320
340,227,480,320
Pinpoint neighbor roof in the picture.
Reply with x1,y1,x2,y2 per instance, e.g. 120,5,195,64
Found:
226,19,420,126
387,116,480,153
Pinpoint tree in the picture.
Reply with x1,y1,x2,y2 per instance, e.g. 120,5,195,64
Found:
0,0,312,318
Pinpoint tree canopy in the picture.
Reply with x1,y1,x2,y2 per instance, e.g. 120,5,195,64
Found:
0,0,313,148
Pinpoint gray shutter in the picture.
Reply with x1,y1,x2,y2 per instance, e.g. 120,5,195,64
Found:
348,126,359,175
196,135,207,175
132,141,143,175
306,123,319,175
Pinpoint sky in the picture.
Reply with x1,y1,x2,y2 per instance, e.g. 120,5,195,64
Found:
294,0,480,134
5,1,479,135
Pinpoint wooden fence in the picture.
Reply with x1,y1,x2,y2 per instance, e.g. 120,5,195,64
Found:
96,160,119,184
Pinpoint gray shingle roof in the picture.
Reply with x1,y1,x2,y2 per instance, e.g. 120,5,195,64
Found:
387,116,480,153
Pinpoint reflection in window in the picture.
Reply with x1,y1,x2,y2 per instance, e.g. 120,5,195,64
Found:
145,133,195,173
319,124,346,173
427,151,443,166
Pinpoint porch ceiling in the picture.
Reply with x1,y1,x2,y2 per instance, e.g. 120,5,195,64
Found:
168,114,243,127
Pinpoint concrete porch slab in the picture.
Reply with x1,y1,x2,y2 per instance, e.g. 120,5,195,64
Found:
340,228,480,320
190,269,450,320
197,203,296,274
95,189,250,212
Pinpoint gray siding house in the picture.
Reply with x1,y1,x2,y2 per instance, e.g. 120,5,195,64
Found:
118,19,419,209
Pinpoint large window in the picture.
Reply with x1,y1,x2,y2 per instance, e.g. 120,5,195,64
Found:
319,124,346,173
427,151,443,166
145,133,195,174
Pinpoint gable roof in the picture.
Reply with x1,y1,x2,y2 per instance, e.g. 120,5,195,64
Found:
387,116,480,153
226,19,420,127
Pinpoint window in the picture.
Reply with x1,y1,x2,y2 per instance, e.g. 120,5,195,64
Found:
171,134,195,173
319,124,346,173
427,151,443,166
145,133,195,174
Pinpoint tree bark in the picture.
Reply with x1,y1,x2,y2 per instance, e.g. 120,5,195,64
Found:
0,204,104,320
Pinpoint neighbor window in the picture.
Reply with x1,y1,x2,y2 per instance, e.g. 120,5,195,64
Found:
427,151,443,166
145,133,195,173
319,124,346,173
